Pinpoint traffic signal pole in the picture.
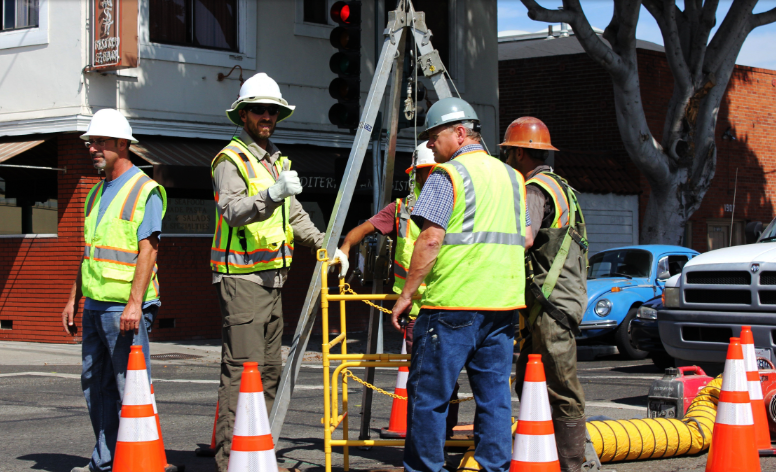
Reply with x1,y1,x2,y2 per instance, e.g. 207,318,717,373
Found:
269,0,452,444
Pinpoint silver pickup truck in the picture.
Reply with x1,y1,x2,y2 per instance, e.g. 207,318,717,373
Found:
659,220,776,372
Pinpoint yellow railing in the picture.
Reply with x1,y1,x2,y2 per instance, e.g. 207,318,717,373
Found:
317,249,479,472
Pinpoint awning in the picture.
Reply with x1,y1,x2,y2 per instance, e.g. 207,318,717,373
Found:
130,136,221,167
0,137,52,163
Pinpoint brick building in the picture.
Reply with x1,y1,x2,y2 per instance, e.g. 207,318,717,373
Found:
498,30,776,252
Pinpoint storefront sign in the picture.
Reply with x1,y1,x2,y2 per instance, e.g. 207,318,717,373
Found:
163,199,216,235
92,0,138,71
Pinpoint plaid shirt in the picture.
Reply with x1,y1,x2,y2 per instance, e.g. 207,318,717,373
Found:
412,144,530,230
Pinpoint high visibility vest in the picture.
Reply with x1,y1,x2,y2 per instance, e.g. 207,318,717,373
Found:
210,138,294,274
421,150,527,310
81,171,167,303
392,188,426,318
526,172,570,228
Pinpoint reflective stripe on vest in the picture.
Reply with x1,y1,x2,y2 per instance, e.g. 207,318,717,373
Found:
85,181,104,217
421,151,527,310
392,195,425,318
210,244,294,268
527,173,570,228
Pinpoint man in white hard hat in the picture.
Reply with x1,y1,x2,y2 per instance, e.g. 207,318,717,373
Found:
334,141,461,443
62,108,166,472
211,72,324,472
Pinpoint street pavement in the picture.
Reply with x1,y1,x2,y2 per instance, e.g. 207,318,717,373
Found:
1,333,775,472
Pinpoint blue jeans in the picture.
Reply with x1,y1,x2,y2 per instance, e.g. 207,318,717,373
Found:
404,309,515,472
81,306,156,472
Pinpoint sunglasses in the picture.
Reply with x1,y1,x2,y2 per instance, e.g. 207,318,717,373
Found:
246,105,280,116
84,138,118,148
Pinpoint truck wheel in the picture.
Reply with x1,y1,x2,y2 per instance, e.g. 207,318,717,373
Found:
615,308,649,360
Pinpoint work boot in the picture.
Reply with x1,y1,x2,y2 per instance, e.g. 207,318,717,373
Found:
553,418,587,472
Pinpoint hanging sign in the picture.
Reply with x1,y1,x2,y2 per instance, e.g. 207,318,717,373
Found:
92,0,138,71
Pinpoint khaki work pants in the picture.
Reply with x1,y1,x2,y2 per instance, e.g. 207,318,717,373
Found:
515,310,585,420
215,277,283,472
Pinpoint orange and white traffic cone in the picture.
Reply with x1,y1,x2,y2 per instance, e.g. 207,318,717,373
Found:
195,401,218,457
705,337,761,472
150,382,185,472
510,354,560,472
227,362,278,472
381,337,409,439
113,345,165,472
741,326,774,454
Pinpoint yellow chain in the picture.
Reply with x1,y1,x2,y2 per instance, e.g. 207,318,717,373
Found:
341,283,393,314
342,369,477,404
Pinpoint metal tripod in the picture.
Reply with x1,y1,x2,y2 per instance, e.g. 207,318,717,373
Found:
268,0,453,444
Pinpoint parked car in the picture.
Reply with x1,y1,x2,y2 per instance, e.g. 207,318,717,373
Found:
631,295,675,370
580,245,699,359
660,217,776,372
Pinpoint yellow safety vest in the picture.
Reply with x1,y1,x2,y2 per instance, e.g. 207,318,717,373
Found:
210,138,294,274
81,171,167,303
421,150,527,310
392,188,426,318
526,172,570,228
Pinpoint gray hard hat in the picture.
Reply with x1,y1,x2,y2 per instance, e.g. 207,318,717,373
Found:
419,97,479,140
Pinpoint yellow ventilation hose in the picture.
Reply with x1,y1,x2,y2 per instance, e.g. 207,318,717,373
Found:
586,376,721,463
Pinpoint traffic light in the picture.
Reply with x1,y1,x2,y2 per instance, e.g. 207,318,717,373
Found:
328,1,361,129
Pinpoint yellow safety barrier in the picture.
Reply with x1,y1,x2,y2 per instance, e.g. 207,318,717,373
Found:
317,249,497,472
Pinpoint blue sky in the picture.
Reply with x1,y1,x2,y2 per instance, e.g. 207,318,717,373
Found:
497,1,776,70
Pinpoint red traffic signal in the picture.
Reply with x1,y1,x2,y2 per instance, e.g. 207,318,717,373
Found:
330,1,361,26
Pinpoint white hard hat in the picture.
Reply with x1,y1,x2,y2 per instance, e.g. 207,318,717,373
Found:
81,108,138,143
405,141,435,174
226,72,295,126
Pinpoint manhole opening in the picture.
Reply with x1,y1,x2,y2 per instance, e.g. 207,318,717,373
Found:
150,353,202,360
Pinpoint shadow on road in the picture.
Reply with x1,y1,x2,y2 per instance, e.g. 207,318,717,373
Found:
17,453,88,471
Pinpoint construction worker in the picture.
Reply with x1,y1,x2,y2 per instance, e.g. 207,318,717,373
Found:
334,142,461,439
391,97,531,472
211,72,323,472
61,109,166,472
503,117,589,472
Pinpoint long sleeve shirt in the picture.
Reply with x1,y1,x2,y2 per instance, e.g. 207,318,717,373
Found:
211,130,324,288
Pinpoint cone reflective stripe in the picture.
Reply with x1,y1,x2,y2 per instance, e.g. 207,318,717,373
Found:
382,337,409,438
741,326,772,451
511,354,560,472
228,362,278,472
705,338,760,472
114,345,165,472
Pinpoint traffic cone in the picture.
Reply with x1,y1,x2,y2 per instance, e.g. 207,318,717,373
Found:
194,401,218,457
705,337,761,472
227,362,278,472
511,354,560,472
741,326,774,454
380,337,409,439
113,345,165,472
150,382,185,472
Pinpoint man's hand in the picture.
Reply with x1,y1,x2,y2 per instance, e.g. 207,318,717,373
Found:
330,248,349,278
391,294,413,331
268,171,303,201
61,302,77,335
120,301,143,335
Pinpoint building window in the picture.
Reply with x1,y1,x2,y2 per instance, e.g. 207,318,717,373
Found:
0,177,57,235
149,0,238,52
707,219,744,251
1,0,38,31
303,0,327,24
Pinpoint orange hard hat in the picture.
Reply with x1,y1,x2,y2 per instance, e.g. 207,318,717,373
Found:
500,117,558,151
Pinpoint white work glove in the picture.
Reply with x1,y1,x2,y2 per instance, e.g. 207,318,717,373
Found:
330,248,349,278
268,171,303,202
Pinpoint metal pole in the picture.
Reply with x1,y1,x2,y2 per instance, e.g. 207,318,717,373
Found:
730,168,738,247
269,5,409,444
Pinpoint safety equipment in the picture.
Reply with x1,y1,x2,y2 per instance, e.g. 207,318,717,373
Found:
210,138,294,274
380,337,409,438
82,172,167,303
421,150,527,310
226,73,295,126
268,170,303,202
150,383,182,472
524,171,587,335
418,97,479,140
81,108,139,143
500,116,558,151
113,346,166,472
405,140,436,174
330,248,350,278
511,354,561,472
553,418,588,472
227,362,279,472
705,337,760,472
740,326,772,452
393,195,425,318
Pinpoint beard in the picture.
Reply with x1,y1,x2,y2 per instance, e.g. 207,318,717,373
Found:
246,117,276,142
92,153,106,170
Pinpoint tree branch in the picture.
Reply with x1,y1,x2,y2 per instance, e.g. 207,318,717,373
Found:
688,0,718,79
643,0,692,90
751,6,776,28
705,0,756,74
520,0,575,23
